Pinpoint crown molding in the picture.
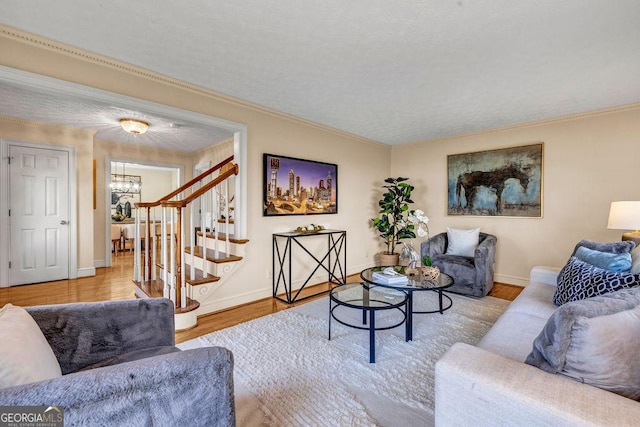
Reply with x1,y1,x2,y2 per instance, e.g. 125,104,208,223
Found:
397,102,640,149
0,24,384,148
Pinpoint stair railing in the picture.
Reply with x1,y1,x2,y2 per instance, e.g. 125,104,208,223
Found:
134,155,238,309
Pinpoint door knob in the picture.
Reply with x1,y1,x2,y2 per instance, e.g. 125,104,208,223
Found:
60,220,69,225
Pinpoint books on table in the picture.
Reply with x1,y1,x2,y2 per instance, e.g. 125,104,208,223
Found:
372,271,408,285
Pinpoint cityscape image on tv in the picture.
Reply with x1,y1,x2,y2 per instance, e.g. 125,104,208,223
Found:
264,154,337,215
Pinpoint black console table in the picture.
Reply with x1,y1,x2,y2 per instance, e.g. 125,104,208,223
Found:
272,229,347,304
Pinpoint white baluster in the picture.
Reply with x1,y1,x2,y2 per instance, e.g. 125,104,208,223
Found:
181,206,186,309
190,193,195,285
151,212,156,280
135,212,141,282
170,208,176,306
162,207,168,298
225,178,230,256
213,184,219,259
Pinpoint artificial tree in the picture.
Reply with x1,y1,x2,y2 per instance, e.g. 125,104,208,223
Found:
371,177,417,255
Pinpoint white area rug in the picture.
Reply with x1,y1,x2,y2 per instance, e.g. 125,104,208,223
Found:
178,291,510,426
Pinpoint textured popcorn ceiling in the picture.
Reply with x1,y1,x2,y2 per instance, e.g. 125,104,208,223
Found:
0,81,233,152
1,0,640,146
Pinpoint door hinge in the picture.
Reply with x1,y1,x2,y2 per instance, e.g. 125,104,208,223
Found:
8,261,11,268
8,209,10,217
7,156,13,164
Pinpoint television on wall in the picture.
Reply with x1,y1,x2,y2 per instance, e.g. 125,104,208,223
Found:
263,153,338,216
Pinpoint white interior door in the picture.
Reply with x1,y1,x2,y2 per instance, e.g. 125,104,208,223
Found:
9,145,70,285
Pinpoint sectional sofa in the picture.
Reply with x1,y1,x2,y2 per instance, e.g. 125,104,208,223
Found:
435,264,640,426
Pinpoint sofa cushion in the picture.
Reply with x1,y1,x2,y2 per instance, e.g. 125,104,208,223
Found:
478,311,551,362
526,287,640,400
445,227,479,257
0,304,62,389
553,256,640,306
574,246,632,272
501,281,558,321
432,254,475,286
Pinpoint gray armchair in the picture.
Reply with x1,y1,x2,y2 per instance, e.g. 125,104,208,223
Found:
0,298,235,427
421,232,497,297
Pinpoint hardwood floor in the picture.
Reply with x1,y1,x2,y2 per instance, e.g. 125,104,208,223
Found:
0,251,522,343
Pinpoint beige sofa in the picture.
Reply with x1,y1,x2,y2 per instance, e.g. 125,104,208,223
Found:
435,266,640,426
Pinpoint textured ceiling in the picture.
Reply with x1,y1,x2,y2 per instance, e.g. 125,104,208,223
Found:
0,81,233,152
1,0,640,146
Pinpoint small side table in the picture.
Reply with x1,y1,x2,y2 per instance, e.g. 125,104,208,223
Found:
329,283,408,363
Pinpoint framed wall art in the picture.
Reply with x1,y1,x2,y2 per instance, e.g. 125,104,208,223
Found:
263,153,338,216
447,143,543,217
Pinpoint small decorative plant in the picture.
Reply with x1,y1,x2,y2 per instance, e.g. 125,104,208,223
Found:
371,177,422,255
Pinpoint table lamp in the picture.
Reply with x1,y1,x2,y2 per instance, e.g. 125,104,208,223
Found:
607,201,640,245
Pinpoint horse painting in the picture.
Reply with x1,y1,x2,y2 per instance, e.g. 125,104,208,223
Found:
455,164,529,214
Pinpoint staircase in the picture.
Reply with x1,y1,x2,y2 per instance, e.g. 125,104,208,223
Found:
131,156,248,330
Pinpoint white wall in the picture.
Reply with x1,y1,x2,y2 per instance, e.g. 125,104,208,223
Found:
391,106,640,285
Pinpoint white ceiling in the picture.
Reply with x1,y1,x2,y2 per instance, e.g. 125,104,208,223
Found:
0,79,234,152
1,0,640,146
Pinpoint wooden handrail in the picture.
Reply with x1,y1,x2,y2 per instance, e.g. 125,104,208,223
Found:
134,155,234,209
132,155,238,313
160,164,238,208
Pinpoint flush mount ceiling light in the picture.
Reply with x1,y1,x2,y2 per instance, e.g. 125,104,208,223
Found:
119,118,149,135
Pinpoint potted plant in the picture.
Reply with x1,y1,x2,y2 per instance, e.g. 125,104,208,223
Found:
371,177,418,265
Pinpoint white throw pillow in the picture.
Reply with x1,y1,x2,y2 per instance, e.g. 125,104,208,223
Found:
0,304,62,389
446,227,480,257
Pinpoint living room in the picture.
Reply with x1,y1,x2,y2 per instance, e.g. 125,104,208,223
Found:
1,2,640,425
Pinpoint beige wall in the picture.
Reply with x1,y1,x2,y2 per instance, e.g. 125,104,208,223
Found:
0,29,391,308
193,138,234,166
6,27,636,304
392,106,640,285
0,117,96,273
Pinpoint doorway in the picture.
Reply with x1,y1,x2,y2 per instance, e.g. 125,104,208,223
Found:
0,140,77,286
106,160,181,266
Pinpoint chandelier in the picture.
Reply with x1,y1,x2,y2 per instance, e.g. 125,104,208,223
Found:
109,162,142,193
119,118,149,135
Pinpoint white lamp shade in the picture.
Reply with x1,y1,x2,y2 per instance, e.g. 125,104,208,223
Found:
607,201,640,230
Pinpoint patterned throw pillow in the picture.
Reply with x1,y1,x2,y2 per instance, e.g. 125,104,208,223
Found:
554,256,640,306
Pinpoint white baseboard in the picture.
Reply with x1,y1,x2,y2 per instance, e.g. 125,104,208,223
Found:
94,259,107,268
494,273,527,287
196,287,272,316
77,267,96,278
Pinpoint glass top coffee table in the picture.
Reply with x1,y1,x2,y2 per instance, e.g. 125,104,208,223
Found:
360,266,454,341
329,283,408,363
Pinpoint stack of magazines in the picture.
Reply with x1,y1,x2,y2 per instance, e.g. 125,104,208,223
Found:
372,271,408,285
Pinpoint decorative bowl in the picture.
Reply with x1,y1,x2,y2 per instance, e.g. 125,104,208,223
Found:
420,266,440,281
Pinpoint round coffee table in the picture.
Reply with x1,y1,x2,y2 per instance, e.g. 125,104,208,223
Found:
360,266,454,341
329,283,408,363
